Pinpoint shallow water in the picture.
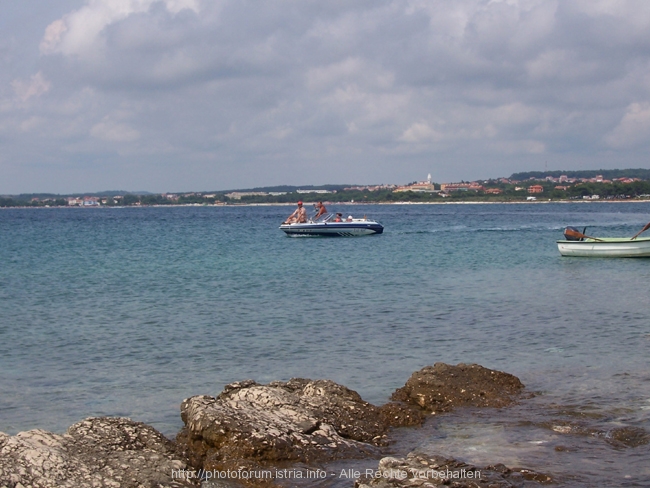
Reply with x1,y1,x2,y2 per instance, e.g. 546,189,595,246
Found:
1,202,649,486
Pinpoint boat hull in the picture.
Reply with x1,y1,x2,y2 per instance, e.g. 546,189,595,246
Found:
280,220,383,237
557,237,650,257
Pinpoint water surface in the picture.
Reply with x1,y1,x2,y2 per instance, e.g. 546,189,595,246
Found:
1,202,649,486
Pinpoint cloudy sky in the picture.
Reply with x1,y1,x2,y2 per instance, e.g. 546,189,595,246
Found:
2,0,650,193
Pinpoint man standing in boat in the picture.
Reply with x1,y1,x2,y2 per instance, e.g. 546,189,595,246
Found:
285,201,307,223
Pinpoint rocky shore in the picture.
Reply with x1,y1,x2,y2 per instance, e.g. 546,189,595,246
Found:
0,417,198,488
1,363,647,487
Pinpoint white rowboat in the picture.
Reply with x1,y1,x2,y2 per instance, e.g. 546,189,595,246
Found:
557,237,650,257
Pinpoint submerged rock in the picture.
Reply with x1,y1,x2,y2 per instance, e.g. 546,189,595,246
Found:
391,363,525,413
545,420,650,449
0,417,197,488
355,452,552,488
177,378,395,474
605,426,650,448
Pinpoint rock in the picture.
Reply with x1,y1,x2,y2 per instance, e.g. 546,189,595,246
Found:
355,452,552,487
177,378,392,474
0,367,536,487
378,402,426,427
391,363,525,413
0,417,197,488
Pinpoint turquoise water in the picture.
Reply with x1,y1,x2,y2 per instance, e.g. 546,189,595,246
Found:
1,203,649,486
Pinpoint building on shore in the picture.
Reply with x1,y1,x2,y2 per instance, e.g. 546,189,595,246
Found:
394,174,438,193
225,192,269,200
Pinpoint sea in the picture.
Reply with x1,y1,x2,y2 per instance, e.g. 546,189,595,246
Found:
1,202,649,487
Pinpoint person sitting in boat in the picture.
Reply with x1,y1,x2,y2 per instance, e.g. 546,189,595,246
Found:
285,201,307,224
334,212,342,222
314,201,328,220
346,215,353,222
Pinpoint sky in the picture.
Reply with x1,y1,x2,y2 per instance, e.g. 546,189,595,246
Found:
2,0,650,193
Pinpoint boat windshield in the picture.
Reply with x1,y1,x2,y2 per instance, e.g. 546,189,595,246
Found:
313,213,333,223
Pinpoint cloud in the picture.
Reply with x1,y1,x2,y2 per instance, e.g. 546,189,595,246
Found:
90,117,140,142
488,139,546,155
399,121,444,143
40,20,68,54
19,116,45,132
3,0,650,193
307,58,367,92
605,102,650,148
11,72,51,101
40,0,200,58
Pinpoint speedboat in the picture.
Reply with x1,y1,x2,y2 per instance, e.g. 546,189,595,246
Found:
557,226,650,257
280,213,384,237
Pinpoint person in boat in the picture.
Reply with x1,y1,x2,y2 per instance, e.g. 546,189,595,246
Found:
314,201,328,220
334,212,342,222
285,201,307,224
346,215,353,222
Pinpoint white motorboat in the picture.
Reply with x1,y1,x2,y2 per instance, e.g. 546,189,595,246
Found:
557,226,650,257
280,214,383,237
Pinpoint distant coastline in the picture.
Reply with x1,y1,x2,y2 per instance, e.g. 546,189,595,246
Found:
4,168,650,208
3,198,650,211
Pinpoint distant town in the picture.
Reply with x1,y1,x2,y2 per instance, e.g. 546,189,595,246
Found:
3,169,650,207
